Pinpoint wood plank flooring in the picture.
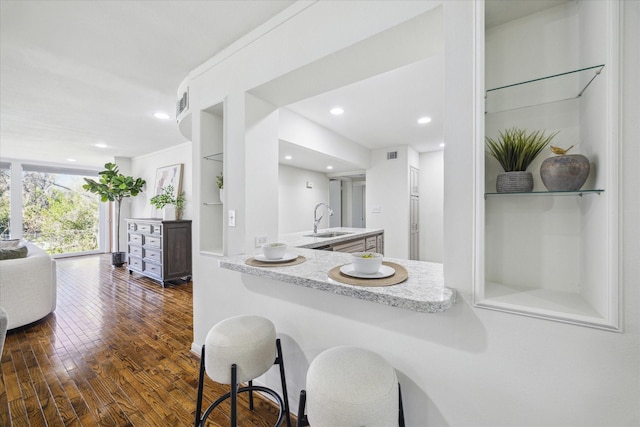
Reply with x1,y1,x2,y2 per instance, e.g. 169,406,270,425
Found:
1,254,286,426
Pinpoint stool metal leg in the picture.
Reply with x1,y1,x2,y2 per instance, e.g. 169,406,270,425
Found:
275,338,292,427
196,339,290,427
231,364,238,427
296,389,309,427
195,345,206,427
399,382,405,427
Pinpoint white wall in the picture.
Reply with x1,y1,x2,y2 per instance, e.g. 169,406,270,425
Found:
278,165,330,233
366,145,410,258
183,1,639,426
130,141,193,220
419,150,444,262
279,108,370,170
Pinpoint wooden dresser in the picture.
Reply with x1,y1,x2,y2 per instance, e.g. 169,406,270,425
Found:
126,218,192,286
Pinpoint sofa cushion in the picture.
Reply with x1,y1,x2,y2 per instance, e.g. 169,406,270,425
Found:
0,245,28,260
0,239,21,249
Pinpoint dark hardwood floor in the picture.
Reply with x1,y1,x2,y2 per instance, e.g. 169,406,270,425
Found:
0,254,285,426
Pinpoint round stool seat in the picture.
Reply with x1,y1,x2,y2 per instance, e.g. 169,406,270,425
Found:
205,315,276,384
306,346,399,427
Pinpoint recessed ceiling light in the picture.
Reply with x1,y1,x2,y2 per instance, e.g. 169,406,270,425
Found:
330,107,344,115
153,112,171,120
67,158,77,162
417,116,432,124
439,143,446,148
284,155,293,160
95,143,107,148
326,165,333,170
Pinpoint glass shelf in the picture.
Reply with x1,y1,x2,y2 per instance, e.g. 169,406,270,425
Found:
204,152,223,162
485,64,605,114
203,202,223,206
485,189,603,198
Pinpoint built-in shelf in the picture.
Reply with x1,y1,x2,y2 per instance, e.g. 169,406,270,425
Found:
485,64,605,114
476,282,616,331
204,152,223,162
485,189,604,198
479,1,619,332
203,202,223,206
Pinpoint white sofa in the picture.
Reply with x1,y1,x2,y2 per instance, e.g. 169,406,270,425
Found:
0,242,57,329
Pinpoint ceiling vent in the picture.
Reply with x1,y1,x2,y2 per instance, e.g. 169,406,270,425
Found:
387,151,398,160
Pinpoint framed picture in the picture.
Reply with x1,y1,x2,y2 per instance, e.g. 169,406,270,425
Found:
154,164,183,198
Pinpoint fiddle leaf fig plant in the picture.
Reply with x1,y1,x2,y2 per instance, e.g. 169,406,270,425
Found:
83,163,145,254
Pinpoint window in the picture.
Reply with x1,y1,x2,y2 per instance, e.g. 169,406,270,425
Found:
0,162,10,239
21,164,101,255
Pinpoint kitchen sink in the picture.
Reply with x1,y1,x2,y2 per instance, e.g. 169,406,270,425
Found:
304,232,354,238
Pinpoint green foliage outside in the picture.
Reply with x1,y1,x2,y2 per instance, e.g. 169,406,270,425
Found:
0,168,100,255
0,169,10,238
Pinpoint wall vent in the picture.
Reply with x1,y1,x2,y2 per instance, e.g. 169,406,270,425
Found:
176,89,189,116
387,151,398,160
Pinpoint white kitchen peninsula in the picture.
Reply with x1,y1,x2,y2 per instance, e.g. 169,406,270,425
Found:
219,247,455,313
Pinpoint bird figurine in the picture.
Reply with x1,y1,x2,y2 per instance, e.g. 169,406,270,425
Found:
550,145,574,155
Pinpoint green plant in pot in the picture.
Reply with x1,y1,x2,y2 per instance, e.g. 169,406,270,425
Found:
150,185,186,220
83,163,146,266
486,127,558,193
216,172,224,202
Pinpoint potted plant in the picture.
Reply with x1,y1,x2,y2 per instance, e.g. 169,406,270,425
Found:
83,163,146,266
486,127,558,193
150,185,186,220
216,172,224,202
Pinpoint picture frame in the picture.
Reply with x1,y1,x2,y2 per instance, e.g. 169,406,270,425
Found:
154,164,183,199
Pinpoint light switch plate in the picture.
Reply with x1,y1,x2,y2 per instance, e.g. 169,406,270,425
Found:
228,209,236,227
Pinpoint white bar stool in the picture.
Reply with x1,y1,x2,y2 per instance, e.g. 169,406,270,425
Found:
195,315,292,427
297,346,405,427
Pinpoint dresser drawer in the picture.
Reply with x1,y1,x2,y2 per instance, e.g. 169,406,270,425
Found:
128,256,143,270
150,224,162,235
145,235,161,248
144,262,162,277
136,223,152,234
144,248,162,263
129,245,143,257
129,233,143,244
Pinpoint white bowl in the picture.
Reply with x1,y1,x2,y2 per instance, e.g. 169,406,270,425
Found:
350,252,383,274
262,243,287,260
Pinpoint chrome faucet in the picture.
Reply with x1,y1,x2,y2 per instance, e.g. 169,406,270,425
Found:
313,203,334,233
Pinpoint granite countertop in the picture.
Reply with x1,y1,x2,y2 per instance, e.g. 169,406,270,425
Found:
218,247,455,313
277,227,385,249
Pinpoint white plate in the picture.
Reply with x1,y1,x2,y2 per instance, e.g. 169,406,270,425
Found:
254,253,297,263
339,264,395,279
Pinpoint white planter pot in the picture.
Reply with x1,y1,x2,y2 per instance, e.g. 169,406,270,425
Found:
162,206,176,221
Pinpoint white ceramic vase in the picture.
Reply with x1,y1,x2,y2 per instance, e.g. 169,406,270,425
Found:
162,206,176,221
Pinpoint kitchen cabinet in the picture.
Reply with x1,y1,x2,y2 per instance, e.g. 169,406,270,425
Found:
127,219,192,287
331,232,384,254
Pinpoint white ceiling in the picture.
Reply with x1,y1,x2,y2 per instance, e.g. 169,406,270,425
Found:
0,0,294,166
1,0,568,170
